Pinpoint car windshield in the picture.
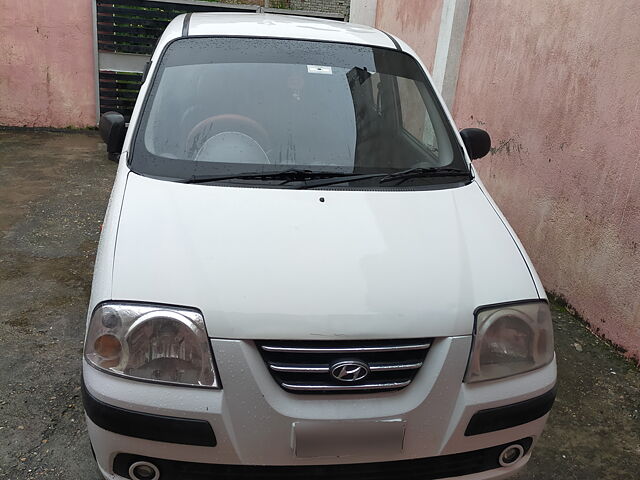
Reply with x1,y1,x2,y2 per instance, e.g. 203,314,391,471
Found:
131,37,468,188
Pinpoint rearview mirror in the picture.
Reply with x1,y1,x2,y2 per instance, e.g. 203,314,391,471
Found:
99,112,126,162
460,128,491,160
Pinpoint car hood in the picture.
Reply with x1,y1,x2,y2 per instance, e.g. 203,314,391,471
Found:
111,173,538,339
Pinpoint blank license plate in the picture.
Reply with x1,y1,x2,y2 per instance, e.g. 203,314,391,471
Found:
292,420,406,458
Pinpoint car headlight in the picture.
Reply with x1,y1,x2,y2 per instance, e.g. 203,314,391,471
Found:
465,301,554,383
84,303,219,388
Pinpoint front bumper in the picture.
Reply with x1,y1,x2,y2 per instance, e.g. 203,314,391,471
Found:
109,439,535,480
83,336,556,479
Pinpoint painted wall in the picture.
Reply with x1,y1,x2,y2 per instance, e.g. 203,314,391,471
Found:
349,0,377,25
375,0,443,71
289,0,349,16
453,0,640,359
0,0,96,128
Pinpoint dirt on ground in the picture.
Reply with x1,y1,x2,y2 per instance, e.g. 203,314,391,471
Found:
0,130,638,479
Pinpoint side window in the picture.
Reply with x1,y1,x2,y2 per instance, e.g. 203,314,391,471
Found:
396,77,438,153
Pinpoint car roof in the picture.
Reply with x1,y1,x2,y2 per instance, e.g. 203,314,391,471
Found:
161,13,398,50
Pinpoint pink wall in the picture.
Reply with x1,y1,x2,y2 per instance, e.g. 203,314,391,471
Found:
376,0,443,72
0,0,96,128
453,0,640,360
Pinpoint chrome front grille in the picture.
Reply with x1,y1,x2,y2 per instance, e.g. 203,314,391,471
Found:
256,339,432,394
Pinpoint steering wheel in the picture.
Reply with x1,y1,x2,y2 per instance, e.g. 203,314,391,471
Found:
186,114,271,159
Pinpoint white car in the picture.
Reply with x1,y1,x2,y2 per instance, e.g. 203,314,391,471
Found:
83,13,556,480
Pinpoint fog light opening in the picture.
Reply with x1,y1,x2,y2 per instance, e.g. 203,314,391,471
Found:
129,461,160,480
498,444,525,467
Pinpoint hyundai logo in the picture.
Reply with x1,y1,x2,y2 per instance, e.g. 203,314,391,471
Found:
330,360,370,382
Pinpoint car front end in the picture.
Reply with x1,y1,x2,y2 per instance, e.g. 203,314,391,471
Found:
83,300,555,480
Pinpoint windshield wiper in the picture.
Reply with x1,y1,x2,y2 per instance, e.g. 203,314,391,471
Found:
182,166,470,188
182,169,353,184
298,167,470,189
378,167,470,184
296,173,388,189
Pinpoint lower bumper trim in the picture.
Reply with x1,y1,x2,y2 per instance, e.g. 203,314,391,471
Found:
81,377,216,447
113,438,533,480
465,386,557,436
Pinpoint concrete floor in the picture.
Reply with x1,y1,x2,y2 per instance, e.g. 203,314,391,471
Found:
0,130,638,480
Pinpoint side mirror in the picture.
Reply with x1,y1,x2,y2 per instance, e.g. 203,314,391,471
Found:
99,112,126,162
460,128,491,160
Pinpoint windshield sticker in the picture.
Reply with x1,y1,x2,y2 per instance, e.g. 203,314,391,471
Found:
307,65,333,75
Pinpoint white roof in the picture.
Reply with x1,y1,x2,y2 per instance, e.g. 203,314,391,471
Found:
161,13,397,49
